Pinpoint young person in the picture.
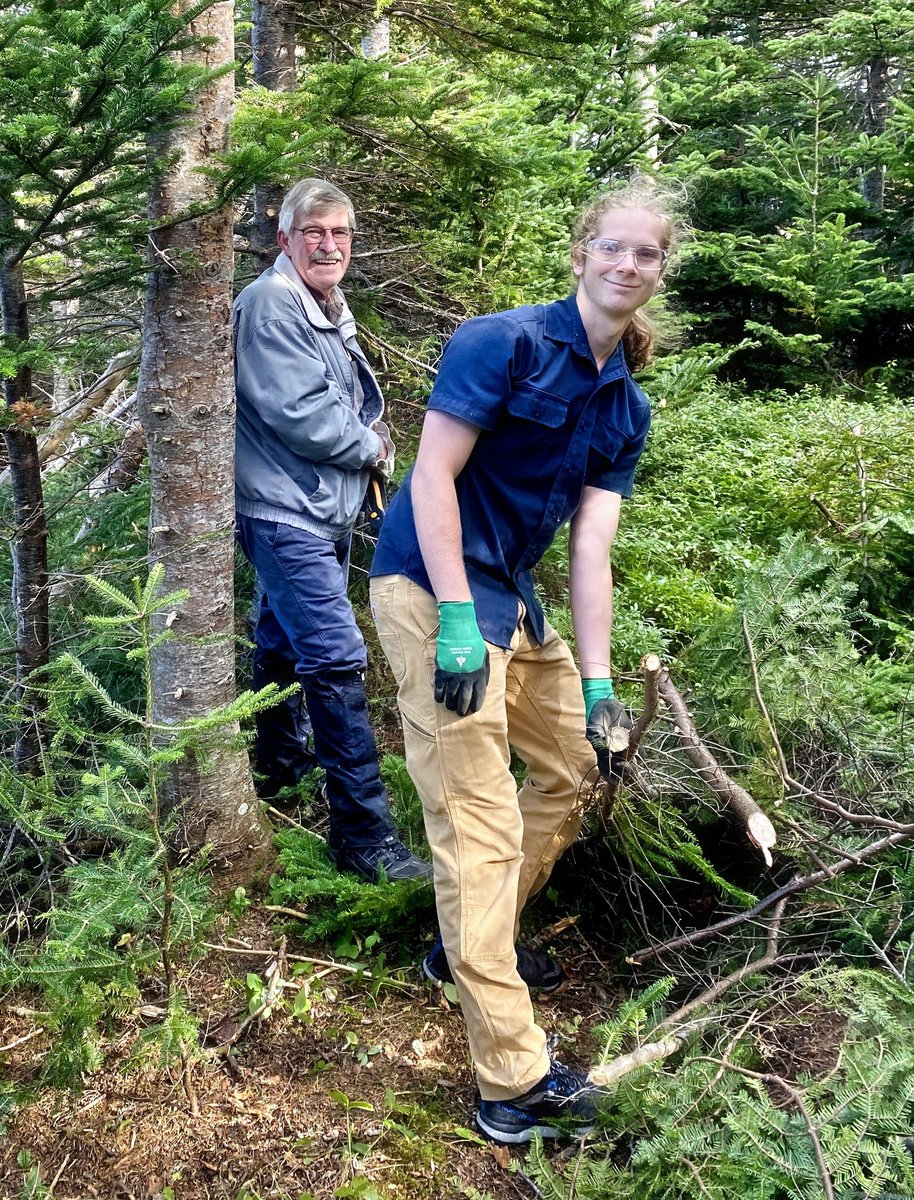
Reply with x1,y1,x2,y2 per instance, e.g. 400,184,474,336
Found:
369,176,684,1142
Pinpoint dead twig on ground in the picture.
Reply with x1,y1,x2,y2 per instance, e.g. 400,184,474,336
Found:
201,941,423,991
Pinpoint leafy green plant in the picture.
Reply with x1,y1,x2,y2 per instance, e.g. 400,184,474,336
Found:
270,828,435,945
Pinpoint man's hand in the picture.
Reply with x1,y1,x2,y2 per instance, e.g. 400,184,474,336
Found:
434,601,489,717
372,419,395,478
583,680,633,783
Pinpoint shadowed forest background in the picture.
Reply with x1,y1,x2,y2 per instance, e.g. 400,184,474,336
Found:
1,1,913,1197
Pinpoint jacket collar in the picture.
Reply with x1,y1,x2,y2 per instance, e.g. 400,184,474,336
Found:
273,252,358,343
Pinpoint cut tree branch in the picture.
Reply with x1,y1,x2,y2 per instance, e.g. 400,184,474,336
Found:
659,669,777,865
629,652,661,755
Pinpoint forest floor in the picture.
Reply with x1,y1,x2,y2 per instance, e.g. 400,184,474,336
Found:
0,908,630,1200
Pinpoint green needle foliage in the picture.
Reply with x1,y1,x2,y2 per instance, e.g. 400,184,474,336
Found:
0,566,286,1085
529,969,914,1200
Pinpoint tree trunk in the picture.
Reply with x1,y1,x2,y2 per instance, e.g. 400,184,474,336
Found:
137,0,271,886
860,54,890,228
251,0,298,269
0,245,49,772
635,0,659,162
362,17,390,59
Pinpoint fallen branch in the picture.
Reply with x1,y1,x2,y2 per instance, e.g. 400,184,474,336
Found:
655,897,816,1028
629,828,913,964
659,670,777,866
0,348,139,487
83,419,146,501
588,1028,689,1087
0,1028,43,1053
201,941,422,990
700,1057,834,1200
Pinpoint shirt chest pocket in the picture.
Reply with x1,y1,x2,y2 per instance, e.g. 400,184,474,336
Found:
505,383,570,428
589,413,628,463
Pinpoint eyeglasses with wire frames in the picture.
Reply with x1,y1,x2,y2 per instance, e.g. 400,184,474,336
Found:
584,238,667,270
292,224,355,245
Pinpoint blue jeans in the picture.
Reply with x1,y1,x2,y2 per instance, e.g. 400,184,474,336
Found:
236,513,396,849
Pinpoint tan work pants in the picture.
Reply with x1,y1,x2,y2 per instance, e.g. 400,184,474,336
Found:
370,574,596,1100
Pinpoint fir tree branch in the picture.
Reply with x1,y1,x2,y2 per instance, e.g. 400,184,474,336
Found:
630,829,914,965
742,612,914,835
699,1057,835,1200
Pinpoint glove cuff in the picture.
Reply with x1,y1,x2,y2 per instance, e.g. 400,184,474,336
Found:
437,601,486,673
582,676,615,721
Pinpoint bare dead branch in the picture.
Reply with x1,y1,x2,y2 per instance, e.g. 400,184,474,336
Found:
0,348,140,488
659,669,777,865
589,1028,690,1087
629,652,662,755
629,828,913,964
655,897,816,1028
810,494,848,534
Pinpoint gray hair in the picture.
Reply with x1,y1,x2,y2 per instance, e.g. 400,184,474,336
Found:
278,178,356,235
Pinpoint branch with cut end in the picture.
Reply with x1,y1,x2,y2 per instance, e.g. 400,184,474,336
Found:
659,670,777,867
589,1028,690,1087
599,652,663,820
629,652,662,756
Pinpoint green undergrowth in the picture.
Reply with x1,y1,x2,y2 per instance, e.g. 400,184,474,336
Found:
270,828,435,949
0,570,282,1087
529,968,914,1200
268,751,435,948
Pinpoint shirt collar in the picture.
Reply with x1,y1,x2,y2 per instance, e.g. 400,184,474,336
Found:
544,294,626,375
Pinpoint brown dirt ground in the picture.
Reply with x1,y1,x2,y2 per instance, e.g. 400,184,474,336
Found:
0,912,620,1200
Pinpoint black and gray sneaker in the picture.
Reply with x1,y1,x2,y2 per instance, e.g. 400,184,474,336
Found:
331,835,433,882
476,1062,598,1144
422,936,566,993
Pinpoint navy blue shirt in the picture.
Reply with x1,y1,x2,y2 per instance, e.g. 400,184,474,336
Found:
370,295,651,648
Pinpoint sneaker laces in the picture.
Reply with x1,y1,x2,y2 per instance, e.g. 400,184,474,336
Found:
546,1061,591,1100
377,836,412,865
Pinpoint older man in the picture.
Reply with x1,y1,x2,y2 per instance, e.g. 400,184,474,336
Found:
234,178,430,882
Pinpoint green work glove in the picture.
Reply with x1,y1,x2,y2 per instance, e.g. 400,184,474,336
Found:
434,601,490,717
583,678,633,783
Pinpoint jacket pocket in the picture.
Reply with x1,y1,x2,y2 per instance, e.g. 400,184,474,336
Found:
589,413,627,461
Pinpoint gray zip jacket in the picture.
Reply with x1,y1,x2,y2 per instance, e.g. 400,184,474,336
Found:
234,252,384,540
